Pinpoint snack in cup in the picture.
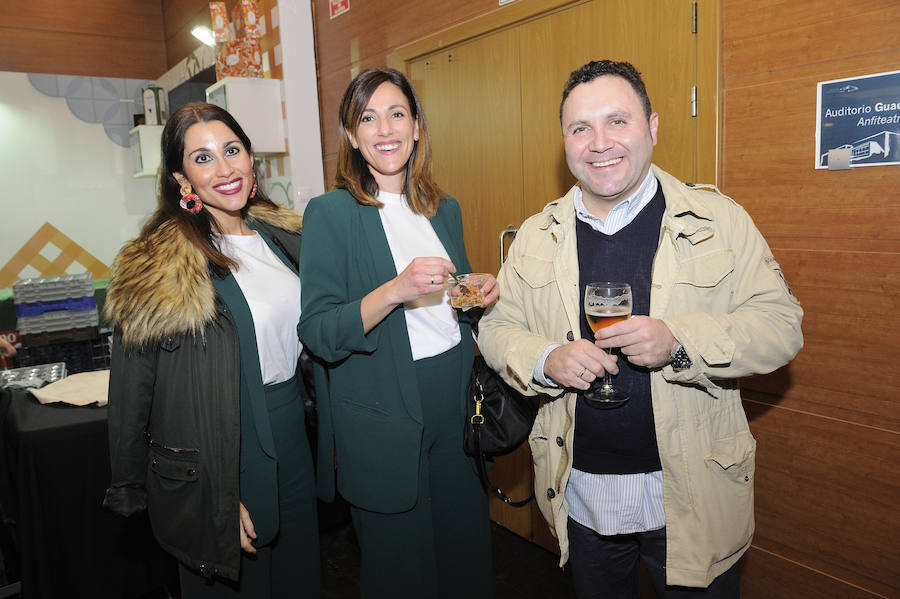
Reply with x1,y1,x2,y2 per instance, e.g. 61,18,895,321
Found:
446,273,489,309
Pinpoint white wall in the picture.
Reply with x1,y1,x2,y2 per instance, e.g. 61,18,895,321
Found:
277,0,325,211
0,71,157,281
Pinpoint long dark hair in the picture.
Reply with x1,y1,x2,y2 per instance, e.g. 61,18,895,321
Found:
139,102,278,276
335,68,443,218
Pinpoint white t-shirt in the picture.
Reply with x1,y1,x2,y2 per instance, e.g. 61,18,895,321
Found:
377,190,461,360
218,231,303,384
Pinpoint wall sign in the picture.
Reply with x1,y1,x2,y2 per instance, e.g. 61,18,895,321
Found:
815,69,900,169
330,0,349,19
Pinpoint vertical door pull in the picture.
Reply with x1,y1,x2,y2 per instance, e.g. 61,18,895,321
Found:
499,225,518,266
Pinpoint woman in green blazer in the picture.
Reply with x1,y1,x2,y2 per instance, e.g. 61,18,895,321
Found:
298,69,497,598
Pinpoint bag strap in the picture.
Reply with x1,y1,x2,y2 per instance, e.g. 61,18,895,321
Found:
472,418,534,508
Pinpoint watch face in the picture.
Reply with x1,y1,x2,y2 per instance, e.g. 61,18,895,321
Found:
672,346,692,370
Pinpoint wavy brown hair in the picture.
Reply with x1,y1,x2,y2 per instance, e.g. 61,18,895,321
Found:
139,102,278,277
334,68,443,217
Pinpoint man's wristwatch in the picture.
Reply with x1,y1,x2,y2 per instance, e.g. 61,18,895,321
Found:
670,344,692,370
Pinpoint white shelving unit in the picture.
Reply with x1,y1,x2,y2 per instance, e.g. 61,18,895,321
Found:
206,78,286,154
129,125,164,178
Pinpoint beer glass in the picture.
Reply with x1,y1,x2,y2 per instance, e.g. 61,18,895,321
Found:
583,282,632,407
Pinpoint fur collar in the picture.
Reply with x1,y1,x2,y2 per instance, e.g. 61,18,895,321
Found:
105,203,302,349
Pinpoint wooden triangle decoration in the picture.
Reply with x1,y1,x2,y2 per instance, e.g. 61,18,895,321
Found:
0,222,110,288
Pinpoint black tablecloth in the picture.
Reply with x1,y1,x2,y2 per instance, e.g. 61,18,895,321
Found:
0,388,176,599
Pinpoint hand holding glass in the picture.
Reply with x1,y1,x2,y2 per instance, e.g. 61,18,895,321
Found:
583,282,632,408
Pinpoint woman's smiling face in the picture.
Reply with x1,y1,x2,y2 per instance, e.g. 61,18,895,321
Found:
174,119,255,229
346,82,420,194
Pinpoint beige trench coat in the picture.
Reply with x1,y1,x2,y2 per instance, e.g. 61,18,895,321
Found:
478,165,803,588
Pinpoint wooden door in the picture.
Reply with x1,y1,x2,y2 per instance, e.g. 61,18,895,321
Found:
409,27,525,275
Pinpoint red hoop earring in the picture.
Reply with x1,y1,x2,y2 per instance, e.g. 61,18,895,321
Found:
179,182,203,214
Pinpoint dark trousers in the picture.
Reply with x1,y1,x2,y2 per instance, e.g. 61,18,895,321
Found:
567,517,740,599
180,378,320,598
350,344,493,599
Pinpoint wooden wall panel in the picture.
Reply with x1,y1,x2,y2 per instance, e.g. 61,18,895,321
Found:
0,0,165,38
162,0,213,69
740,547,885,599
0,28,166,79
723,2,900,78
746,402,900,597
0,0,166,79
722,0,900,597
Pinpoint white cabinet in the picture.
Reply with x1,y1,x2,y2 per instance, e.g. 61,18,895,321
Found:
206,78,286,154
129,125,164,178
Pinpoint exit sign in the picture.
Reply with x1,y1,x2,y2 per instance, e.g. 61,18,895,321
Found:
330,0,349,19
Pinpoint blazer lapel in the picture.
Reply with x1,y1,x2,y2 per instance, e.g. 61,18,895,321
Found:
358,203,399,286
357,202,424,423
211,273,278,459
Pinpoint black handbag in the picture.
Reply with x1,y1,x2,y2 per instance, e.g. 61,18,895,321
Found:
464,355,541,507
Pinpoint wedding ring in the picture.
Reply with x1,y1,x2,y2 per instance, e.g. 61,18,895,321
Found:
430,275,435,285
578,367,586,378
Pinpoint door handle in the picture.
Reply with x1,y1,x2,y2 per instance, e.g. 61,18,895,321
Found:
499,225,517,266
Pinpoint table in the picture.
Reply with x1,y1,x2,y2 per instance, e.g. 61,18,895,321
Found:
0,388,176,599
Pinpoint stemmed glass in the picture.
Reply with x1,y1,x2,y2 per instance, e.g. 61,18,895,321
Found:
583,282,632,408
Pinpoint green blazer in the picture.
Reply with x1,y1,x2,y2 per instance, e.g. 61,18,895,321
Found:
298,189,476,513
211,222,301,544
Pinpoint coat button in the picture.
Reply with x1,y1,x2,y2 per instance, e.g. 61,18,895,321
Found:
547,488,556,499
187,468,196,477
566,331,574,341
744,475,750,482
556,436,564,447
152,457,159,466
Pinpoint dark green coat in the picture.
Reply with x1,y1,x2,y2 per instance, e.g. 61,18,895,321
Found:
298,189,476,513
103,206,303,581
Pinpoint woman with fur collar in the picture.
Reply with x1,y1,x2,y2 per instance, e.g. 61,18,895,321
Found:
102,103,319,597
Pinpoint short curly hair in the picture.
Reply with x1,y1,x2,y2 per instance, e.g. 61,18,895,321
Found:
559,60,652,122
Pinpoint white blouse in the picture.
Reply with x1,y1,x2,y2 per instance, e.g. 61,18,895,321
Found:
218,232,303,384
377,191,461,360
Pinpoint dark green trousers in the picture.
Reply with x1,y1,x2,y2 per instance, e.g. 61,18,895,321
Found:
180,377,320,598
350,343,493,598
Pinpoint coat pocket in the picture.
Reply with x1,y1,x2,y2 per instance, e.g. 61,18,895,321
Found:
146,446,202,552
335,403,422,513
514,257,555,289
704,430,756,497
674,249,734,288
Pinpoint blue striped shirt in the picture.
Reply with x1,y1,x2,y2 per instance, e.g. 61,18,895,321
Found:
535,171,667,535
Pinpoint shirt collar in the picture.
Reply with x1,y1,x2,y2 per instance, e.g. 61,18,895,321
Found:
573,169,658,234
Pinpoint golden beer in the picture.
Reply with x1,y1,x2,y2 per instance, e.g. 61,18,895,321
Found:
586,308,630,334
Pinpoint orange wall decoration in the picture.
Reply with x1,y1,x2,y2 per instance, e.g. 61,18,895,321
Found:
0,223,110,289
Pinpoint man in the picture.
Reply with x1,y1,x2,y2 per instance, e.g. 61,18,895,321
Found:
478,60,803,597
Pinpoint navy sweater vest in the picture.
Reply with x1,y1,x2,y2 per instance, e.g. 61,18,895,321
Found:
573,184,665,474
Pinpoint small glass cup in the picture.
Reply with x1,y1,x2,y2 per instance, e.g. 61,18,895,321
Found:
445,273,489,309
